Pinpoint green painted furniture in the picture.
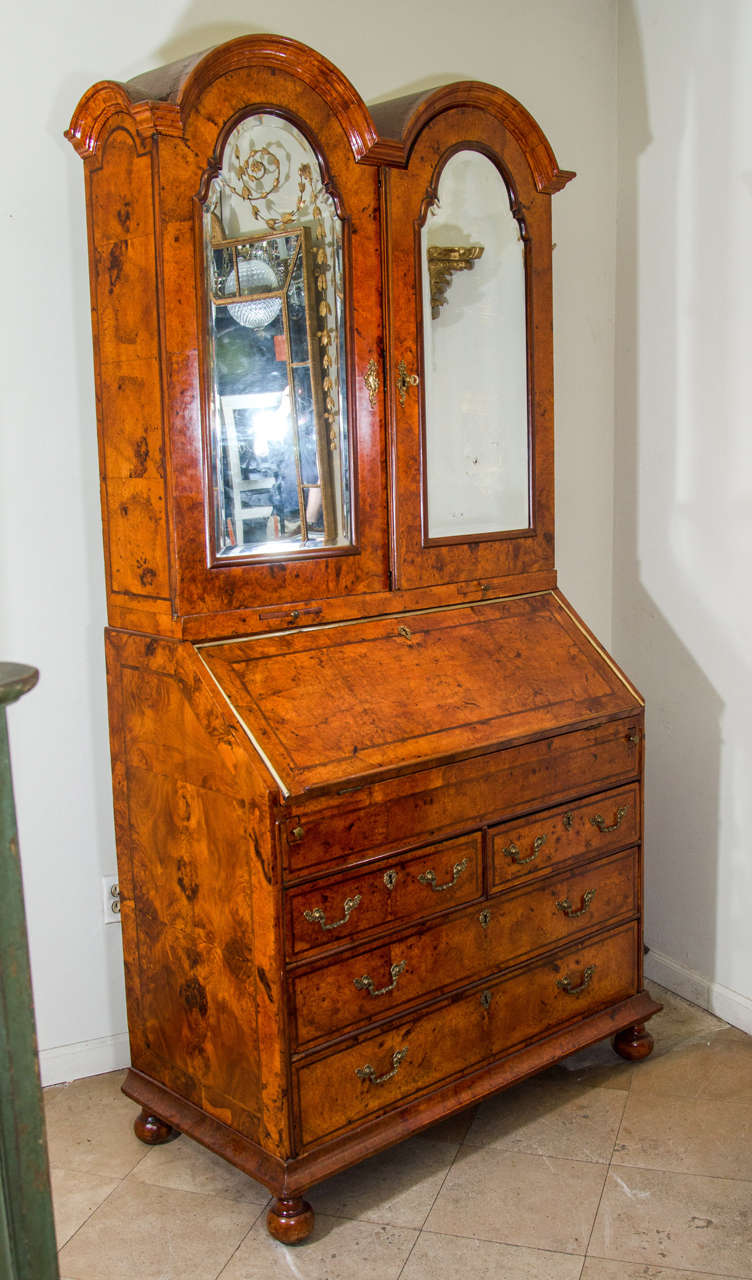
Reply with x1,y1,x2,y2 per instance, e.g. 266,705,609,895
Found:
0,663,59,1279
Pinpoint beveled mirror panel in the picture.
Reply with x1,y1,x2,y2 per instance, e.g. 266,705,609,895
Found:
421,150,529,540
204,114,352,559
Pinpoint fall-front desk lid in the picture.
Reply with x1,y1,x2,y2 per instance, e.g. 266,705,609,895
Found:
197,591,642,797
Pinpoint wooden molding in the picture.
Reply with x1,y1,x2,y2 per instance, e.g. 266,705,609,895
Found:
368,81,575,192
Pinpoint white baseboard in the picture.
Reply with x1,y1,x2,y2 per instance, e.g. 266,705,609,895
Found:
645,948,752,1037
39,1033,131,1087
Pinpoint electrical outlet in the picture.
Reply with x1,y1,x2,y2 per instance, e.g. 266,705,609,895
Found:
102,875,121,924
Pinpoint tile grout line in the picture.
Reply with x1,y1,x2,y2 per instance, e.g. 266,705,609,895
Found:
583,1248,752,1280
394,1128,471,1279
55,1167,129,1259
607,1159,752,1187
213,1202,269,1280
577,1073,632,1270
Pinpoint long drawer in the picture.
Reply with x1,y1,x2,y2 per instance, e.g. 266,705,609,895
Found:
282,718,642,877
295,921,639,1148
291,848,638,1047
286,831,482,959
489,783,640,892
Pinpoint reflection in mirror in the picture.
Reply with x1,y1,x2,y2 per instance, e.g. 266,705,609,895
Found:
421,150,529,540
204,115,351,558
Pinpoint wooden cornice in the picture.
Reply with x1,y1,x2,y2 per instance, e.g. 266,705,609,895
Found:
66,40,574,194
65,81,140,158
173,35,379,162
66,36,380,165
367,81,575,192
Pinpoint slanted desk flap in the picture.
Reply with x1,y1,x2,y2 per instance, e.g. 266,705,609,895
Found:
197,592,642,796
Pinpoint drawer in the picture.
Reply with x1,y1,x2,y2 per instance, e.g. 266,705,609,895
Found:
282,718,642,877
490,784,640,892
292,847,638,1047
295,921,639,1147
285,832,482,959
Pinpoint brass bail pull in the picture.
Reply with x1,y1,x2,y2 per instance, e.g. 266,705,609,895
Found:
556,964,596,996
555,888,596,919
353,960,407,998
590,805,627,834
356,1047,408,1086
503,834,546,866
418,857,469,893
396,359,419,406
303,894,361,931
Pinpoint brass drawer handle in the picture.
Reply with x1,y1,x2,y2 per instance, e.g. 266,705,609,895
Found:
354,960,406,998
627,728,640,744
356,1047,407,1086
303,894,361,931
503,834,546,865
590,805,627,834
555,888,596,919
418,856,469,893
289,824,305,843
557,964,596,996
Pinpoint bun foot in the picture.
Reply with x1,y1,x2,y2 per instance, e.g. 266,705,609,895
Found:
267,1196,315,1244
613,1022,654,1061
134,1108,180,1145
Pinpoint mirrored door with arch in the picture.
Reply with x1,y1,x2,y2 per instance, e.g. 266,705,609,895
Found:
383,95,560,594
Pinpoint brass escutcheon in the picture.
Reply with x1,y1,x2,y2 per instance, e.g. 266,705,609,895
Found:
418,856,469,893
303,894,361,931
503,834,546,865
563,811,575,831
555,888,596,919
398,624,412,640
557,964,596,996
479,908,491,929
356,1047,407,1086
590,805,627,834
480,989,492,1010
364,357,380,408
354,960,406,998
396,359,419,407
383,869,398,891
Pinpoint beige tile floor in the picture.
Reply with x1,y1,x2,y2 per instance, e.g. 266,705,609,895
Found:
45,984,752,1280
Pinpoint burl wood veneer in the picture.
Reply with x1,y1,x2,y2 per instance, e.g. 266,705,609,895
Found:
68,35,659,1243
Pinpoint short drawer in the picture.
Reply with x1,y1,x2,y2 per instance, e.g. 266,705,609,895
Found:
490,783,640,892
292,848,638,1047
285,831,482,958
295,921,639,1147
282,718,642,877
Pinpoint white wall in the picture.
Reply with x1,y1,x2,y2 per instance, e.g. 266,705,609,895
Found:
0,0,618,1082
615,1,752,1027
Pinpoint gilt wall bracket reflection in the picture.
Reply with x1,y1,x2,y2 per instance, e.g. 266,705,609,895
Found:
427,245,484,319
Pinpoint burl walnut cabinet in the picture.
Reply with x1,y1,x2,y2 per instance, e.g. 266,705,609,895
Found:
67,35,659,1243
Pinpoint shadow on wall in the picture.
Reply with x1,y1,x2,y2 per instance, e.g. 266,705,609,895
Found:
150,11,463,104
613,1,752,1000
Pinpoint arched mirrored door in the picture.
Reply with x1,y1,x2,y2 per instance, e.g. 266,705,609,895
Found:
385,100,557,593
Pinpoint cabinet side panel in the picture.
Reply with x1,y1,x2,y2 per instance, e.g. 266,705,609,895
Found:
86,123,172,615
105,632,290,1155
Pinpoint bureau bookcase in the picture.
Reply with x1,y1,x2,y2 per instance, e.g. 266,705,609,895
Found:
67,35,660,1242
